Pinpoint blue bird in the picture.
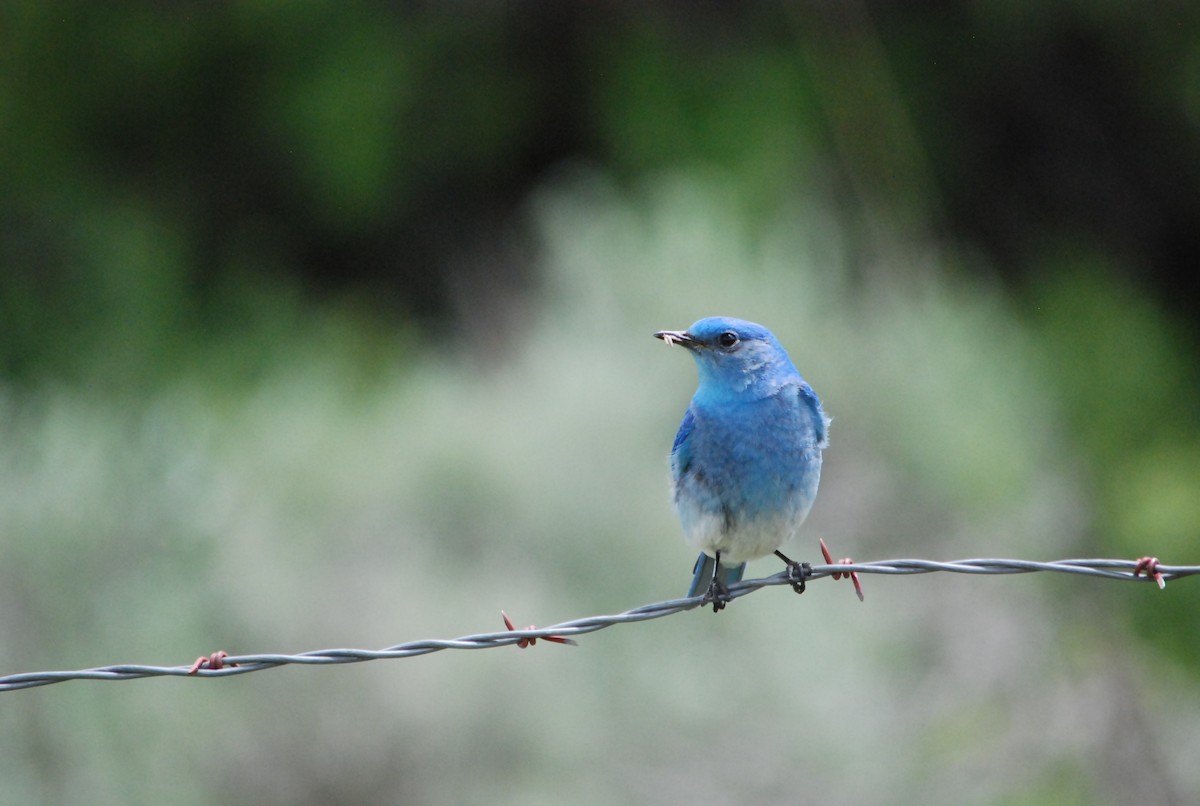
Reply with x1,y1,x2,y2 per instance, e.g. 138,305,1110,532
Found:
655,317,829,611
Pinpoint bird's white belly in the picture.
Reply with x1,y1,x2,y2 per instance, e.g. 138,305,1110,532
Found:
679,506,801,564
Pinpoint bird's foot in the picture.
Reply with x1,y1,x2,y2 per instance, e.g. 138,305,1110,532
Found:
786,561,812,594
702,578,733,612
774,550,811,594
773,550,812,594
820,538,864,601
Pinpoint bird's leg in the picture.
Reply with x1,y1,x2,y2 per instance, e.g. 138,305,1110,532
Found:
703,551,733,612
774,550,812,594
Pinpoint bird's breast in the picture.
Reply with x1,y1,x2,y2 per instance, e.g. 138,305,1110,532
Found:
670,393,824,561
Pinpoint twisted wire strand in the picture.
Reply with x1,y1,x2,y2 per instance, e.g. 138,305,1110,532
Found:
3,556,1195,692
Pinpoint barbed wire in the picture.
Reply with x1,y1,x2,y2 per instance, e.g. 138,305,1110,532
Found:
3,556,1196,693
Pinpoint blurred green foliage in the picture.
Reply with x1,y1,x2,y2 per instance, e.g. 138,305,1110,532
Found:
1031,258,1200,668
2,2,1199,803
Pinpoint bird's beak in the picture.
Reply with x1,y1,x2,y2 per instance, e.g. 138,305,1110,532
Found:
654,329,697,348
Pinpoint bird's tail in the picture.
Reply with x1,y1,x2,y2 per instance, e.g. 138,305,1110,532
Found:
686,553,746,598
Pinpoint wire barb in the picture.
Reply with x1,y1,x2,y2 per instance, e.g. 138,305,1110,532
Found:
820,537,864,601
187,650,235,675
2,555,1194,692
1133,556,1167,590
501,611,578,648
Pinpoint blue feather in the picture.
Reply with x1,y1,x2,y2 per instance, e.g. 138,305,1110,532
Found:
655,317,828,610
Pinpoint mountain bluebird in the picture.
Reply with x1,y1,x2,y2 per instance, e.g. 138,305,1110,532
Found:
655,317,829,611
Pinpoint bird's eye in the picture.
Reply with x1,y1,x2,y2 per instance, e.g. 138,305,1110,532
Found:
717,331,739,348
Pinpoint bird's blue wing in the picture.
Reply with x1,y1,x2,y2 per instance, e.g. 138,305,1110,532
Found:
796,383,830,448
669,406,695,478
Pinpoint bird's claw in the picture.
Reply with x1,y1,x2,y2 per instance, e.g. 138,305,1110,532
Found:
820,538,864,601
1133,556,1166,590
785,560,812,594
501,611,578,648
188,650,236,675
702,579,733,612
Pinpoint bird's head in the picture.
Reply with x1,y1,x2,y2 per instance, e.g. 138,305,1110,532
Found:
654,317,800,400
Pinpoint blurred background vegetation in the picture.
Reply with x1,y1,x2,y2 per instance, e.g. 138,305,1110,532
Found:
3,2,1199,803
